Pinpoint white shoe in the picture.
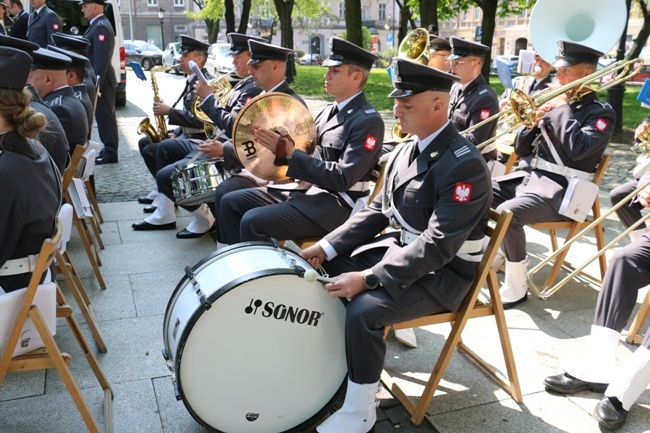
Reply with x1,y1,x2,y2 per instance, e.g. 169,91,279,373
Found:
395,328,417,348
145,194,176,225
564,325,621,384
499,258,529,304
317,379,380,433
491,250,505,273
606,345,650,410
184,203,215,234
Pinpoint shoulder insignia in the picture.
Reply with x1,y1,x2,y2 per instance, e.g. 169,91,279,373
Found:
595,117,608,132
52,23,59,30
364,108,377,114
454,145,471,158
452,182,473,202
98,34,105,42
479,89,488,95
595,100,612,109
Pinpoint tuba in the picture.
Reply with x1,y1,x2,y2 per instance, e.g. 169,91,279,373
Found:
137,65,172,143
398,28,429,65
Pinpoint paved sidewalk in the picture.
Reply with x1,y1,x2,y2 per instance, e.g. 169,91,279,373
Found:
1,78,649,432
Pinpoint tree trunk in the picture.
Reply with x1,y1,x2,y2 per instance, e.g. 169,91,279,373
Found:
479,0,498,80
237,0,252,35
345,0,362,46
225,0,235,34
206,19,219,44
628,0,650,60
419,0,438,30
395,0,414,44
273,0,296,82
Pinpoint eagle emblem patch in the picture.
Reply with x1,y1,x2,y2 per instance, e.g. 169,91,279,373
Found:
364,135,377,151
452,182,472,202
595,118,607,132
98,34,105,42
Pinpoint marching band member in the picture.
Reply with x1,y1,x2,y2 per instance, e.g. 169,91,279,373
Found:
544,169,650,431
26,0,61,49
52,33,97,109
301,58,491,433
132,35,213,233
216,37,383,245
28,47,89,154
447,36,499,161
427,36,451,72
492,40,615,308
609,116,650,242
48,45,93,129
0,46,61,293
498,52,555,109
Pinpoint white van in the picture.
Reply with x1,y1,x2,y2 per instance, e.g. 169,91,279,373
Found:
29,0,127,106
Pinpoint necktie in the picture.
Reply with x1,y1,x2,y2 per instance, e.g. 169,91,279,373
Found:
28,11,36,26
327,106,338,121
410,142,420,164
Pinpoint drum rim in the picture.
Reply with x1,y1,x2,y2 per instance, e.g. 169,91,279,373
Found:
174,268,347,433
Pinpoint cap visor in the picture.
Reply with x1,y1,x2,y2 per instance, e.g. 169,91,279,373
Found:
322,59,343,67
447,53,462,60
247,58,260,65
552,59,572,68
388,88,413,99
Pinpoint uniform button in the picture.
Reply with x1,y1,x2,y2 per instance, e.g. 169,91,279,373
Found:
399,284,407,290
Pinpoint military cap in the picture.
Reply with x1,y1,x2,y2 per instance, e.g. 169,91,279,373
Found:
448,37,489,60
227,33,265,55
388,57,459,99
0,34,39,55
429,37,451,53
79,0,105,5
0,47,32,90
427,24,438,34
179,35,210,54
322,37,377,70
48,45,87,69
247,40,293,64
31,48,72,70
553,40,603,68
52,33,90,56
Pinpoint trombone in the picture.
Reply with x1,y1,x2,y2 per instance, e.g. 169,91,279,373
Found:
527,180,650,299
468,57,645,150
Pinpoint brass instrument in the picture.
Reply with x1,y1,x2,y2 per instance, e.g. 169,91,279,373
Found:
398,28,429,65
467,58,644,150
137,65,174,143
527,180,650,300
191,75,234,138
632,123,650,178
391,121,410,142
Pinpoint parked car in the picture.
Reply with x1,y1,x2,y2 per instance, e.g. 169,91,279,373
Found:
163,42,183,75
490,55,519,76
206,42,234,76
298,54,322,65
124,40,163,71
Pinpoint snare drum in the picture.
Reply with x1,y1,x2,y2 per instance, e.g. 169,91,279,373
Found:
171,157,231,206
162,242,347,433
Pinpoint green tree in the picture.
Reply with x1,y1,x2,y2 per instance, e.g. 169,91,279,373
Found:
341,27,372,51
344,0,363,46
187,0,224,43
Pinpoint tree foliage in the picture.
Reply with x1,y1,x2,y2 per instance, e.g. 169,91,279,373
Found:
629,0,650,60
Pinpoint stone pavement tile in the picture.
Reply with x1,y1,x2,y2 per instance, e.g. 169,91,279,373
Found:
129,269,188,318
58,274,135,323
152,376,210,433
0,370,44,401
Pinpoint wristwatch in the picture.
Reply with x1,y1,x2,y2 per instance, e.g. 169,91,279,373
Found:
363,270,380,290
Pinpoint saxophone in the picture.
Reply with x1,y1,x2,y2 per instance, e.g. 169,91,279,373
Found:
137,65,172,143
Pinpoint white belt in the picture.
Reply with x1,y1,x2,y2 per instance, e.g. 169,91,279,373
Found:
347,181,370,192
399,228,483,254
531,156,594,181
0,255,39,276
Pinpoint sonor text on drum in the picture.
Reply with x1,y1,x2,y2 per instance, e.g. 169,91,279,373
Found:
245,298,323,326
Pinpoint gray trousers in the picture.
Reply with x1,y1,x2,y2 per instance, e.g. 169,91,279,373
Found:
594,235,650,349
95,81,118,160
492,177,571,262
323,248,448,384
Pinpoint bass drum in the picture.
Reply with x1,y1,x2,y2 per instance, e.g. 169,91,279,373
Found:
162,242,347,433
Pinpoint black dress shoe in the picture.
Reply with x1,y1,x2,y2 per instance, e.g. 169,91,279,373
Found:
143,205,157,213
544,373,608,394
95,156,118,165
176,228,208,239
593,397,628,430
138,197,154,204
502,293,528,310
132,221,176,231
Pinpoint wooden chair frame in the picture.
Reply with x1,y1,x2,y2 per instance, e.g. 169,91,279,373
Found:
626,289,650,345
380,208,522,426
528,155,611,298
0,219,113,433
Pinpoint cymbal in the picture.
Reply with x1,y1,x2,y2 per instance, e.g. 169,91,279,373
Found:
233,92,317,182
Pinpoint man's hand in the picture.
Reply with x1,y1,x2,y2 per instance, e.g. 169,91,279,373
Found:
153,101,171,116
194,80,216,101
634,122,649,141
638,182,650,208
251,127,281,154
197,139,224,159
301,244,327,269
322,272,367,300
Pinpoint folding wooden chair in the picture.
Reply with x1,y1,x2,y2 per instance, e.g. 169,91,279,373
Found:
64,145,106,289
70,149,104,249
626,289,650,344
80,145,105,225
380,209,522,426
528,154,611,299
56,203,107,353
0,219,114,433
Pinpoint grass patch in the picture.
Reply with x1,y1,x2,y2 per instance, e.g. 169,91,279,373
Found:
293,65,647,132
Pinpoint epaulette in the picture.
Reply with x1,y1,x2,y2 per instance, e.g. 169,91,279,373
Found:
594,99,612,109
478,88,489,95
47,95,63,107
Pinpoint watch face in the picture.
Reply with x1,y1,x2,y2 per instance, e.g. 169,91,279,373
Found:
364,273,379,289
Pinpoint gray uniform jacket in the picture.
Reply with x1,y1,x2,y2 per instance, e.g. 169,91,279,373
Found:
83,15,116,87
449,74,499,154
0,133,61,293
168,70,214,139
73,84,94,128
500,91,615,208
284,92,384,227
199,75,261,139
324,122,492,311
27,6,61,48
43,86,90,154
27,85,68,174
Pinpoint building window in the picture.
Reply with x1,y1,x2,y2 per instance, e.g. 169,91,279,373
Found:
339,2,344,18
474,8,480,20
379,3,386,21
174,0,184,6
174,24,188,33
147,0,157,6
